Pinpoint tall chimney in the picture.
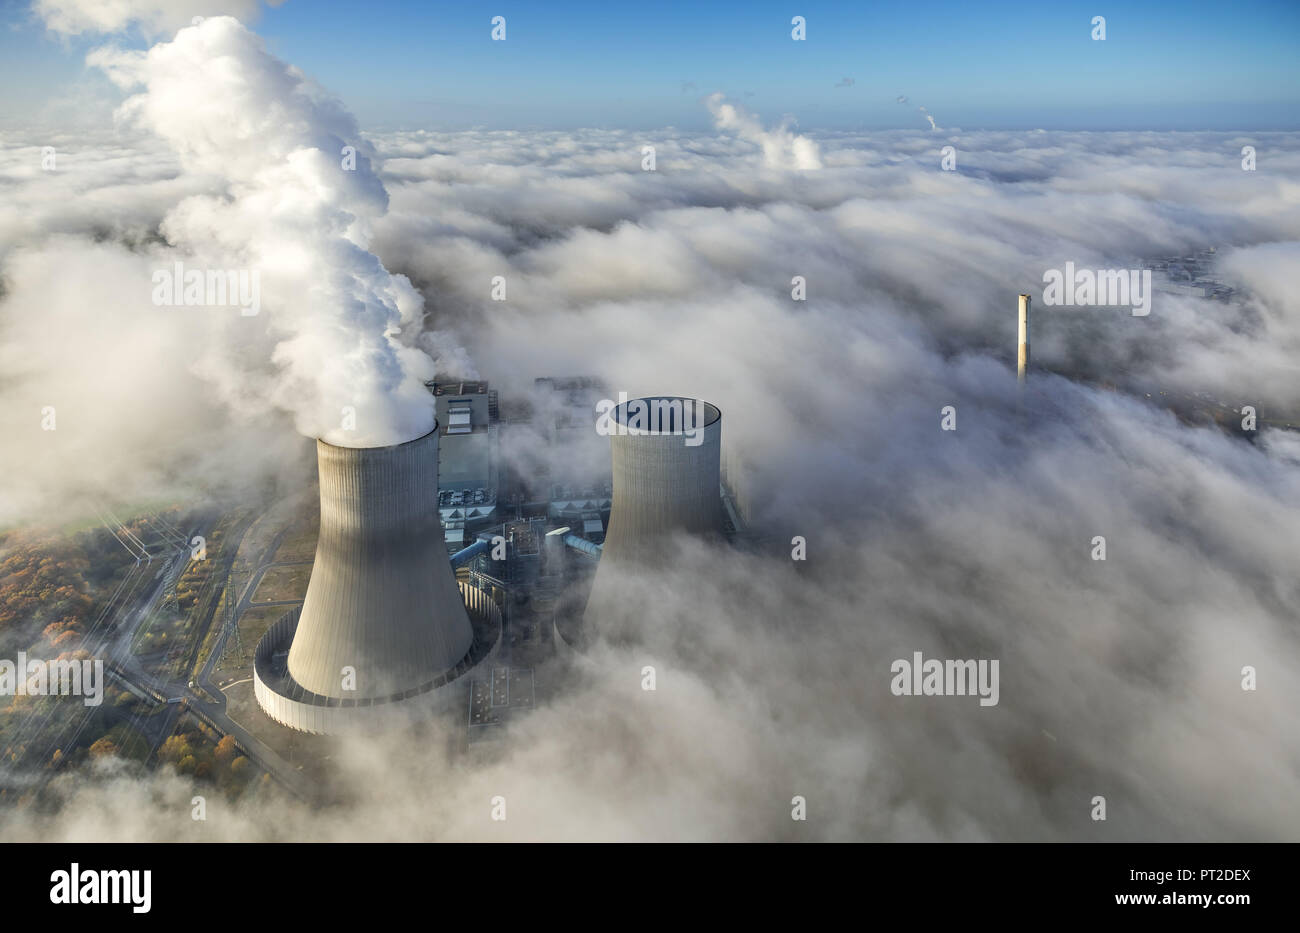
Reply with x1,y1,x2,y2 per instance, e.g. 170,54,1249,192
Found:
1017,293,1031,385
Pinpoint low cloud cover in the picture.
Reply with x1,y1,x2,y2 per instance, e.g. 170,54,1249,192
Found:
1,18,1298,840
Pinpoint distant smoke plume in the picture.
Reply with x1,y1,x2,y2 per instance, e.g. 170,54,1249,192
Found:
705,93,823,170
898,95,939,130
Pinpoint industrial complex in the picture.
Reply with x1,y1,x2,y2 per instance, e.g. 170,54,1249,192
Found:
251,381,748,737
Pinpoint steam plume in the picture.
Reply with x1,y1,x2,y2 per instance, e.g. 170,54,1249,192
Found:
85,16,438,447
705,92,823,170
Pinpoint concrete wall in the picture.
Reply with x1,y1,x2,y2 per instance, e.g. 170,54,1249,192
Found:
438,428,493,488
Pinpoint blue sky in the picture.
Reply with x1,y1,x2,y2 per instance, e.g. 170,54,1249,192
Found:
2,0,1298,130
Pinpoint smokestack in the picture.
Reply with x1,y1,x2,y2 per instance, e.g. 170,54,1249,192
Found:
1017,293,1031,385
579,397,724,642
256,428,489,734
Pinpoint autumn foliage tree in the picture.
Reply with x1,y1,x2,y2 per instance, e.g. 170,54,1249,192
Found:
214,734,238,765
88,737,118,760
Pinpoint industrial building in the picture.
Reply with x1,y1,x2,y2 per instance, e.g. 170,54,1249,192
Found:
429,380,500,548
441,392,732,658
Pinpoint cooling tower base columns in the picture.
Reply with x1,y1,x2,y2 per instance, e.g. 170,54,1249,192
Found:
254,582,501,735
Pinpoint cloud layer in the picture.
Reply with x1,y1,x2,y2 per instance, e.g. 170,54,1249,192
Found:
2,36,1298,839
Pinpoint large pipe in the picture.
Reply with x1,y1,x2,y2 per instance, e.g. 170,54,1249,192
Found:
283,428,474,701
563,534,603,559
450,537,492,568
1017,293,1031,385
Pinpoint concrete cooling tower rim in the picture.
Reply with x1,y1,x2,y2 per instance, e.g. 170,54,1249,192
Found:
612,397,721,432
316,423,439,451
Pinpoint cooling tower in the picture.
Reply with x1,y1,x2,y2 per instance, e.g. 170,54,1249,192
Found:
256,427,498,734
599,397,723,558
578,397,723,643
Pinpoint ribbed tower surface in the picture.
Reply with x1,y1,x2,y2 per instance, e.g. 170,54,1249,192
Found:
286,429,474,700
580,398,724,642
599,397,724,563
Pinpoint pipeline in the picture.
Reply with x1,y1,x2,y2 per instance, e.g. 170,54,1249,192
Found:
450,537,492,568
563,534,603,559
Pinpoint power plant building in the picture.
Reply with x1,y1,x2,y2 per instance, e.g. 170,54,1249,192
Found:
249,381,739,737
430,380,500,547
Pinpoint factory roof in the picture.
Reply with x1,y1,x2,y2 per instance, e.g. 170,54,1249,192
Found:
428,380,489,396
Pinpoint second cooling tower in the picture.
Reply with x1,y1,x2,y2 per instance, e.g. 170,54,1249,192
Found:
579,397,723,642
599,397,724,559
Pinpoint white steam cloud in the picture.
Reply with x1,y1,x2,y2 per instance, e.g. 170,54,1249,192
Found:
705,92,823,170
80,17,439,448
